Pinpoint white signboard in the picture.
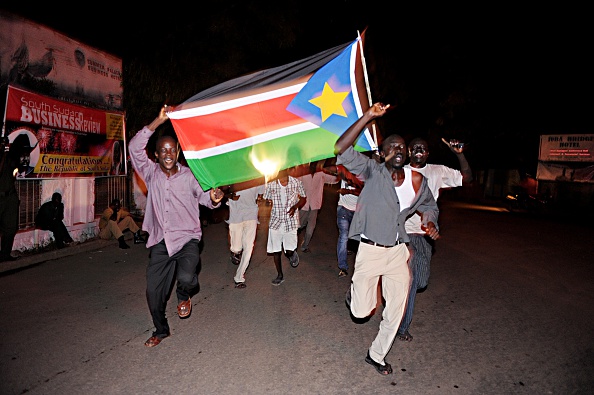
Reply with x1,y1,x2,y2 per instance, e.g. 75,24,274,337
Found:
539,134,594,162
0,11,122,110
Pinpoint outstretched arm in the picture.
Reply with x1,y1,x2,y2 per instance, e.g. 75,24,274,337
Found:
209,188,224,204
334,103,390,155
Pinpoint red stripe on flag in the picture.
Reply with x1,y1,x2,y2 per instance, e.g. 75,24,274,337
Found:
170,93,302,152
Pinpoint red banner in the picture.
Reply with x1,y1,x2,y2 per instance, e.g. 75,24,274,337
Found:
3,85,126,178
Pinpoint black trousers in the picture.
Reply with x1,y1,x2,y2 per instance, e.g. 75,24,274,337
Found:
0,193,19,260
146,239,201,338
45,220,73,247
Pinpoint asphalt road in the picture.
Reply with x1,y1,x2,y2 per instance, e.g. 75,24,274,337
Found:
1,187,593,395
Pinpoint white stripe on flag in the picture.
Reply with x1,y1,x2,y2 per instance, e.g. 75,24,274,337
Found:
169,83,307,118
183,121,318,159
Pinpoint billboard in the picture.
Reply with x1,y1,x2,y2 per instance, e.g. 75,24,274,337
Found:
4,85,126,178
0,11,122,111
539,134,593,162
537,134,594,183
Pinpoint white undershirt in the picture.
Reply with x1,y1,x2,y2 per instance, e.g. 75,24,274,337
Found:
395,167,414,211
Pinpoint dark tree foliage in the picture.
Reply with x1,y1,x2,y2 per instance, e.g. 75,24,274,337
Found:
3,2,589,175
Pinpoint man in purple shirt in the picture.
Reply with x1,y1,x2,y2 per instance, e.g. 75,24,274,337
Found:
129,105,224,348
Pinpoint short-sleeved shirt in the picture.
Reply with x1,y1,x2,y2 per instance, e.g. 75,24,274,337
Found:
298,171,338,210
404,164,462,234
227,184,265,223
264,176,306,232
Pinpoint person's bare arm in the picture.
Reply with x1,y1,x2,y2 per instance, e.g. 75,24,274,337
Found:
442,138,473,183
147,105,171,131
288,196,306,217
334,103,390,155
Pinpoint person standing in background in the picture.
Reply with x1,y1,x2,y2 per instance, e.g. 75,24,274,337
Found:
323,164,364,277
0,136,21,262
396,137,472,342
296,160,338,253
227,183,265,289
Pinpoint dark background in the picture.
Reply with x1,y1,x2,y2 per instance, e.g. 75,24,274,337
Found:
2,2,591,173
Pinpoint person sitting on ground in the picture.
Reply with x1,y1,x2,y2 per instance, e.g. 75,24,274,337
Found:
99,198,145,249
35,192,74,249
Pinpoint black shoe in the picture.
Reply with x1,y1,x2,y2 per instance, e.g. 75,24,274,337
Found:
289,251,299,268
118,236,130,249
271,276,284,286
133,233,145,244
365,351,393,375
230,251,242,265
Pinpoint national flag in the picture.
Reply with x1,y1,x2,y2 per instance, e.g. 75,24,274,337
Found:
168,32,374,190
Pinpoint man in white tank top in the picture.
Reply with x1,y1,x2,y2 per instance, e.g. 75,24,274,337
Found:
335,103,440,376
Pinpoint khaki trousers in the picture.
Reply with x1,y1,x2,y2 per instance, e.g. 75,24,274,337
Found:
99,216,139,240
350,242,411,365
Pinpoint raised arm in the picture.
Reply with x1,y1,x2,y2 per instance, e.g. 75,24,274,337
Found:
129,105,170,179
334,103,390,155
442,138,473,183
147,105,170,132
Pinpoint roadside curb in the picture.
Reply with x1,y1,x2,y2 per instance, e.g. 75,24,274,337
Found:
0,233,135,275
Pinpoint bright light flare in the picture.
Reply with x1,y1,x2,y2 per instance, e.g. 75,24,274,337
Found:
250,152,280,183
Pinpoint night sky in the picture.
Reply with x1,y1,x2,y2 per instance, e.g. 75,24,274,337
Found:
2,3,590,171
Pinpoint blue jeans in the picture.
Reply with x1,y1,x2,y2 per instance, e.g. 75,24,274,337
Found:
337,205,354,271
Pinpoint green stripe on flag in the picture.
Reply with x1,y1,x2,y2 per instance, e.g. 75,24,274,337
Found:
186,127,369,189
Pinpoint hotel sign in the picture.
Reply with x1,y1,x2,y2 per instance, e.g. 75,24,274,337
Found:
539,134,594,162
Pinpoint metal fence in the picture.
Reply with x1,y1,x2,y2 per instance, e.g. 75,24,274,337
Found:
16,176,129,230
16,180,42,230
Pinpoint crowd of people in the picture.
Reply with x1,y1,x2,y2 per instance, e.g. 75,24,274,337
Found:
3,103,472,376
120,103,472,379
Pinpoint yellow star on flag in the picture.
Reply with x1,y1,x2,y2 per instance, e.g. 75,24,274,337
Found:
308,82,350,121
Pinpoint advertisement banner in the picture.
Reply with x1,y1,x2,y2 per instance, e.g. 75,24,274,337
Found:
539,134,594,162
0,11,123,110
4,85,126,178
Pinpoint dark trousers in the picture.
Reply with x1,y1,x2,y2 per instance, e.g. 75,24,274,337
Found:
146,239,201,338
398,234,433,335
45,220,73,248
0,193,19,260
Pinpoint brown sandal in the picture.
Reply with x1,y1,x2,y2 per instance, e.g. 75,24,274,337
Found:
144,335,168,347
